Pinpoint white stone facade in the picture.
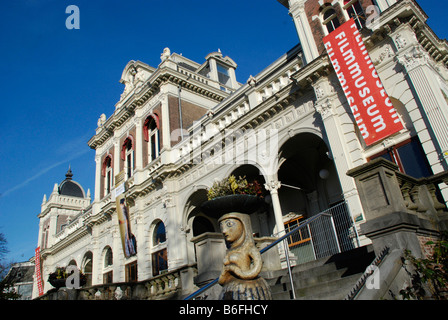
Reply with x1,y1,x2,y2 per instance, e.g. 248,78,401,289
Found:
33,0,448,299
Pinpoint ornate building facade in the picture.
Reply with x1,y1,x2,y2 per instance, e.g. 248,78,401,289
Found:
33,0,448,299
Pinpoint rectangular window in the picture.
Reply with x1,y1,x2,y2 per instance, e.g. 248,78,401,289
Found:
345,0,365,30
103,271,113,284
152,248,168,276
106,169,112,194
217,64,231,87
284,216,311,248
125,261,138,282
126,152,134,179
369,137,432,178
149,130,160,161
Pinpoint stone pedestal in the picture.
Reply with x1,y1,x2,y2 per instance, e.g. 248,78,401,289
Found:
191,232,226,285
255,237,282,271
347,158,448,258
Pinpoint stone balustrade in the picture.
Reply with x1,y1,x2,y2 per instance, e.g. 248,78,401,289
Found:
36,266,192,300
347,157,448,256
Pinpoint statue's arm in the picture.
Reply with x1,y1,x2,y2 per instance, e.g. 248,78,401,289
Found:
226,248,262,280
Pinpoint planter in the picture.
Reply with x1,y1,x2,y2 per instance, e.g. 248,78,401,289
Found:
200,194,264,218
48,274,87,289
49,278,67,289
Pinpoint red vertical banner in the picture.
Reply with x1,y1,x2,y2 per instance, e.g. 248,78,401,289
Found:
323,19,403,146
34,247,44,296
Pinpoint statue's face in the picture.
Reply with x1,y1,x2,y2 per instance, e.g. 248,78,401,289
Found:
220,218,244,244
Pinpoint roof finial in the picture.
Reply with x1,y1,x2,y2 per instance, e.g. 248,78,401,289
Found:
65,165,73,180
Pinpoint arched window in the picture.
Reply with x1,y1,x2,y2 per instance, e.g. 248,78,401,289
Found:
103,246,113,284
153,221,166,245
344,0,365,30
152,221,168,276
323,7,341,34
82,251,93,287
144,116,160,162
42,226,50,249
102,155,113,195
121,137,134,179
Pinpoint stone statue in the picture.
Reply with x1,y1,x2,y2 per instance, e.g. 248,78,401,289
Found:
217,212,272,300
160,47,171,62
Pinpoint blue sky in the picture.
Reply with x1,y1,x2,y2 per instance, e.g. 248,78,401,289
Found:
0,0,446,264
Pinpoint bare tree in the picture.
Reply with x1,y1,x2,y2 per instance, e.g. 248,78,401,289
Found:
0,232,20,299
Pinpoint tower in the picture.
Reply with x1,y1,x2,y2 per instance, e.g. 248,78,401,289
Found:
37,167,90,252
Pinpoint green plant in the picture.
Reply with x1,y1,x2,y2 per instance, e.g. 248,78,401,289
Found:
207,175,264,200
400,232,448,300
48,266,86,282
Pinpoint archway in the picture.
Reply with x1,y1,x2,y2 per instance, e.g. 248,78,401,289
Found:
277,132,343,219
81,251,93,287
228,164,270,237
184,188,218,266
276,132,345,263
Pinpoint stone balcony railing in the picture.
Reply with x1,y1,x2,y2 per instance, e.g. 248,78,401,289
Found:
347,158,448,222
37,265,197,300
347,158,448,255
396,168,448,219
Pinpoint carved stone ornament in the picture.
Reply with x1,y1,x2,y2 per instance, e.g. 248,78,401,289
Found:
397,46,429,71
97,113,107,127
264,180,281,192
247,75,257,87
315,99,333,119
373,44,394,66
395,34,407,50
160,47,171,62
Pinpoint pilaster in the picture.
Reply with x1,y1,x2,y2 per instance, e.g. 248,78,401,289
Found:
160,94,171,150
94,155,102,202
374,0,398,12
313,77,365,223
397,45,448,162
397,44,448,204
288,0,320,64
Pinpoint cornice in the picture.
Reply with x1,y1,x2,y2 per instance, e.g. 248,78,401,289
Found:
43,226,91,258
88,68,229,150
362,0,448,67
290,54,332,88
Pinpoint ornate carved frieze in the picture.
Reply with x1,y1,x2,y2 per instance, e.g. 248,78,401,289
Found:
397,45,432,72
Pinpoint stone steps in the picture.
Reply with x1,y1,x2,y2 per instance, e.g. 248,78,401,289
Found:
266,245,375,300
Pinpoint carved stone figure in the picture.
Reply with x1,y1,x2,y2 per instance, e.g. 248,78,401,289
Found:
217,212,272,300
160,47,171,62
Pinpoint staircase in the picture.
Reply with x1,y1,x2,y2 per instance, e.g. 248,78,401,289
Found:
265,245,376,300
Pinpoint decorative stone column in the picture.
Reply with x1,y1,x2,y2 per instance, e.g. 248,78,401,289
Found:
94,155,102,202
313,77,366,226
135,118,143,171
288,0,320,64
264,180,285,235
397,45,448,162
397,44,448,204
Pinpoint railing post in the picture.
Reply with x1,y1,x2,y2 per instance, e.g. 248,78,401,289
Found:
308,224,316,260
329,215,341,254
282,236,296,300
344,200,361,248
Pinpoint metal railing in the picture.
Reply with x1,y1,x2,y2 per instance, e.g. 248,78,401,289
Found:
184,201,359,300
277,201,360,266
